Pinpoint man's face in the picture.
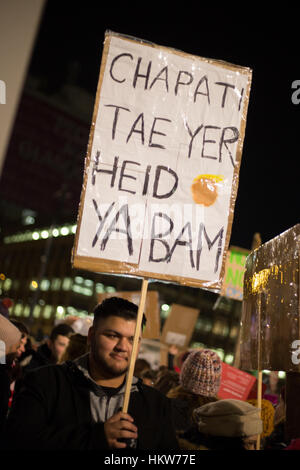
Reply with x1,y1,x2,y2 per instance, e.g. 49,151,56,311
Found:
49,334,70,362
89,315,140,379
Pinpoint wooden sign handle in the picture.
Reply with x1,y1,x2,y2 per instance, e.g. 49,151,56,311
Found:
122,278,149,414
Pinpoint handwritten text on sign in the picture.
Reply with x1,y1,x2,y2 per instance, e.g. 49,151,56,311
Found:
76,34,251,286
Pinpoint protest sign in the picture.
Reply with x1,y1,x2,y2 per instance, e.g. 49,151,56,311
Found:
218,362,256,400
72,31,252,290
220,245,250,300
97,290,160,339
161,303,199,350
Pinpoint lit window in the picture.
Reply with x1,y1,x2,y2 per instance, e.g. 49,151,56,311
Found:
96,283,105,293
41,230,49,239
23,305,30,317
40,279,50,291
74,276,83,284
14,303,23,316
33,305,41,318
60,227,69,236
30,280,39,290
278,371,286,379
52,228,59,237
3,278,12,290
51,278,61,291
224,354,234,364
71,225,77,234
62,277,73,291
43,305,53,319
84,279,94,287
32,232,40,240
106,286,116,293
56,306,65,319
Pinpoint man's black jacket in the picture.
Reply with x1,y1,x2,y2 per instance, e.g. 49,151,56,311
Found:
3,361,179,451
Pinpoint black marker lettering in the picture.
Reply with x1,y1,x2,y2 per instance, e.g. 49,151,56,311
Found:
105,105,130,140
185,122,203,159
197,224,224,273
149,117,171,149
142,165,151,196
133,58,152,89
153,166,178,199
126,113,145,145
92,200,115,248
118,160,140,194
193,75,210,104
149,66,169,92
175,71,193,95
101,204,133,256
202,126,220,160
92,155,119,187
215,82,235,108
149,212,173,262
219,126,239,168
110,53,133,83
167,222,195,268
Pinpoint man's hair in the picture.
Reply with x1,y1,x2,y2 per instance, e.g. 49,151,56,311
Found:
93,297,147,329
50,323,74,342
11,320,29,338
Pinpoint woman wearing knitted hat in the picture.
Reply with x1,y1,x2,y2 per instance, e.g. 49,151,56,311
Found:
177,399,263,450
167,349,222,433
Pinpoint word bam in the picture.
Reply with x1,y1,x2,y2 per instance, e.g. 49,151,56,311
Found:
0,80,6,104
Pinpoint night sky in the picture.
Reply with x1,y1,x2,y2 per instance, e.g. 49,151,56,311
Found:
25,3,300,250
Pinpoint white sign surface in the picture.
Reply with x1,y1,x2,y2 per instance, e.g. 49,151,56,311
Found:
74,32,252,289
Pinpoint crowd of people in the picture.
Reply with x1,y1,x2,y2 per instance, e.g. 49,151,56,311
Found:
0,296,298,451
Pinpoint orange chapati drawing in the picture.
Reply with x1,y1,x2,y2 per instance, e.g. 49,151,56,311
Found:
191,174,224,206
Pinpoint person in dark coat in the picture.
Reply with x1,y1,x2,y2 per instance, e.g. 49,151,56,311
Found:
24,322,74,371
167,349,222,432
3,297,178,451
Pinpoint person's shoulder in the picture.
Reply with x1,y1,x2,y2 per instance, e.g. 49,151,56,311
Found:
23,363,66,383
139,383,171,402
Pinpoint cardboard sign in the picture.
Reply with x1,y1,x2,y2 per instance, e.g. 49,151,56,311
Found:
72,31,252,290
97,290,160,339
161,303,199,350
220,245,250,300
218,362,256,400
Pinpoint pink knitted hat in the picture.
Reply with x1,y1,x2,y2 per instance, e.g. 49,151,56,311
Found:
180,349,222,397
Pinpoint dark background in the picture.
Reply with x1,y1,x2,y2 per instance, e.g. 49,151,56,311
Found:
2,2,300,250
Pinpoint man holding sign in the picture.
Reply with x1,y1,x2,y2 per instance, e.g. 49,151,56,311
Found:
4,297,178,450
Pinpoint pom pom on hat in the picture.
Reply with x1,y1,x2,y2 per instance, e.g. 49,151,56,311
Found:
180,349,222,397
